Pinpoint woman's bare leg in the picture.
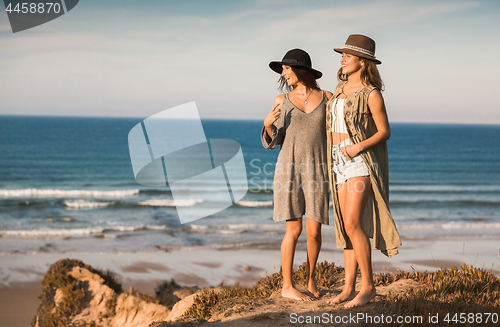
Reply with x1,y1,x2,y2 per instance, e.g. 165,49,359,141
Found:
328,248,357,304
305,217,322,298
342,176,376,307
281,218,313,301
328,182,357,304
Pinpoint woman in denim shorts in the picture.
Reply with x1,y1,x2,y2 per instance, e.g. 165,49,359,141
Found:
325,35,401,308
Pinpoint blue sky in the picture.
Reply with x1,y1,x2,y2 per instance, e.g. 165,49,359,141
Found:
0,0,499,124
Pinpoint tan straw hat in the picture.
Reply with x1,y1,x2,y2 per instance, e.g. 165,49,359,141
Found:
334,34,381,64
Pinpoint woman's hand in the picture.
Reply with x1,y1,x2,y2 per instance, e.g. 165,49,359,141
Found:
264,95,284,139
341,144,361,159
264,102,281,128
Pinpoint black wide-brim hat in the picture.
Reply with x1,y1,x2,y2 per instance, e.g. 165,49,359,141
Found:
269,48,322,79
334,34,382,65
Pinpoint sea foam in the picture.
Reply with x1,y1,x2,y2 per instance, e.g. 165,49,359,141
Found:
64,200,113,209
398,221,500,230
138,199,203,207
236,200,273,207
0,225,168,238
0,188,139,198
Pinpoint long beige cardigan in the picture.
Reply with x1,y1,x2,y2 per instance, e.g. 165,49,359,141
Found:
326,81,401,257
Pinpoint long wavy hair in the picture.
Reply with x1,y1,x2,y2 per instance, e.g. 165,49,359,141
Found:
278,66,320,93
337,57,384,91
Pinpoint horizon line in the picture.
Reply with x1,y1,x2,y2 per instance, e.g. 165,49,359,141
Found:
1,114,499,127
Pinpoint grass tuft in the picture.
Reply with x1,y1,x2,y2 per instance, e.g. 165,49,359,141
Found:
185,261,343,320
99,296,117,319
383,264,500,324
129,286,160,304
154,279,181,307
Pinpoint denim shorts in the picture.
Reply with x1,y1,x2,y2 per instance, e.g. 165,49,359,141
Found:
332,138,370,184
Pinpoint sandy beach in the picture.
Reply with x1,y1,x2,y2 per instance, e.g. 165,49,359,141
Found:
1,236,498,327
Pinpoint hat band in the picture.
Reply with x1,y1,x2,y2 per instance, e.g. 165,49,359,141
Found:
282,58,307,66
342,44,375,58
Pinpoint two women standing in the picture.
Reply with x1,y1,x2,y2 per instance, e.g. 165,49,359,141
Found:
261,35,401,307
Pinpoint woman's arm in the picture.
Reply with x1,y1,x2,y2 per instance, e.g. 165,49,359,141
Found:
344,89,390,157
264,95,284,137
261,95,285,150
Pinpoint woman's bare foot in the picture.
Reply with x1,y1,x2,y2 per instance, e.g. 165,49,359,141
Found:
327,288,355,305
306,276,321,298
344,287,376,308
282,286,314,301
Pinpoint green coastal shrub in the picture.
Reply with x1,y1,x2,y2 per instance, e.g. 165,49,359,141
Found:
383,264,500,325
185,262,499,322
32,258,123,327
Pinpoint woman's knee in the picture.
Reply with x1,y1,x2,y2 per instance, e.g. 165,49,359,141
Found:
343,218,361,237
285,223,302,240
306,225,321,240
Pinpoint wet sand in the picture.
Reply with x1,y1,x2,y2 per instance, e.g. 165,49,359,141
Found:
0,282,41,327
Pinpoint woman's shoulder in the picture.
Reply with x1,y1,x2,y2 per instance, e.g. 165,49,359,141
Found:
323,90,333,100
366,87,383,104
273,94,285,106
363,83,377,92
361,84,379,100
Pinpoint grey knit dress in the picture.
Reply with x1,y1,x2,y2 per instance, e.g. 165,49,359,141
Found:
261,91,329,224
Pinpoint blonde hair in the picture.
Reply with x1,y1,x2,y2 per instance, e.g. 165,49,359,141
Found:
337,57,384,91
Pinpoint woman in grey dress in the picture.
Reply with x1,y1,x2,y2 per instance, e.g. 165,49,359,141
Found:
261,49,332,301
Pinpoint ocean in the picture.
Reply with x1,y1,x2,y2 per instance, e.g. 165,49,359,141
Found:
1,116,499,255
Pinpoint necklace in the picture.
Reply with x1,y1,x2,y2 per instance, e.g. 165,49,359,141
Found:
302,89,313,104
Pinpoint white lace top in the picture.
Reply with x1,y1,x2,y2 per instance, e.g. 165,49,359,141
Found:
331,98,348,134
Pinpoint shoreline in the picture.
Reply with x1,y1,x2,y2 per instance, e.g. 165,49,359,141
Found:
1,237,498,326
2,236,498,287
